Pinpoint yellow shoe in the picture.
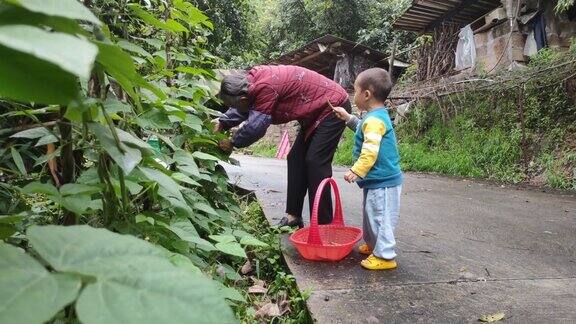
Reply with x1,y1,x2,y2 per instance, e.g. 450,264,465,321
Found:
358,243,373,255
361,254,397,270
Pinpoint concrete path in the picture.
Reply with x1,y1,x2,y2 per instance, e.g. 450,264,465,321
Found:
224,155,576,323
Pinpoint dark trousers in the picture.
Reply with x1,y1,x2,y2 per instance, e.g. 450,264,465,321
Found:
286,103,350,224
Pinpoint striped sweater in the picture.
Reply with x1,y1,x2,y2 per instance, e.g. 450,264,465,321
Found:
346,108,403,189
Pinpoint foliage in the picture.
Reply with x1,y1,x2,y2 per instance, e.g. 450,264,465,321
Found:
556,0,575,12
333,129,355,166
241,0,414,64
396,48,576,190
248,138,277,158
0,0,309,322
333,48,576,190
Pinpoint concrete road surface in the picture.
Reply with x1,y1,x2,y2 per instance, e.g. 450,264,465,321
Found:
224,155,576,323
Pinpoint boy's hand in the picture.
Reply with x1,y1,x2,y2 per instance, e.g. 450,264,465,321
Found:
328,100,352,122
218,139,233,152
344,170,359,183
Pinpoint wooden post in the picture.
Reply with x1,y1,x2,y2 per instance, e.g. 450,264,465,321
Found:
389,38,398,81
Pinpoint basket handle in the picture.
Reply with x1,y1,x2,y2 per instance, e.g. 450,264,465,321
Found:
307,178,345,245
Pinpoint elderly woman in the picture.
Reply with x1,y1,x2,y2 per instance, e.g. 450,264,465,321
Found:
215,65,351,227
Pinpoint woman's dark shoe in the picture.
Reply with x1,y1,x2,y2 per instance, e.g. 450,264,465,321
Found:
276,216,304,228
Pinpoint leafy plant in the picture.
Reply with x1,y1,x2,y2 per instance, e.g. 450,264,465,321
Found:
0,0,305,322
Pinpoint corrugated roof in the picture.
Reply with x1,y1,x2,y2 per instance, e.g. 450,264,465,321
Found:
268,35,409,78
393,0,502,32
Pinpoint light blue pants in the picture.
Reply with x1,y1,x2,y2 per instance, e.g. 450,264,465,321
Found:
362,185,402,260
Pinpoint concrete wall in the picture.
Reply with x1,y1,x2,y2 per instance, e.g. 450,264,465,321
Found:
473,0,576,73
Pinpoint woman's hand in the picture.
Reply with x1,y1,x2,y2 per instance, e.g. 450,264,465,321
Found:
218,139,233,152
211,118,223,133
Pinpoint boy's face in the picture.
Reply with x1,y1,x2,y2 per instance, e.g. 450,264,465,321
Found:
353,80,370,111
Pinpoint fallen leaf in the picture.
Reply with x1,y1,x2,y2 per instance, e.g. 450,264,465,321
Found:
216,265,226,278
479,312,505,322
248,285,268,294
248,277,267,294
255,302,281,318
365,315,380,323
241,260,253,275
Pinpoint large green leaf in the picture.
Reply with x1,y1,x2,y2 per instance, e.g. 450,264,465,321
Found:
10,147,26,175
27,225,234,324
10,126,52,139
96,42,163,101
21,181,59,196
174,150,200,177
215,242,247,258
0,25,97,79
128,4,188,33
117,40,152,60
139,167,183,201
192,151,219,161
6,0,101,25
89,123,142,174
0,45,78,104
0,243,81,324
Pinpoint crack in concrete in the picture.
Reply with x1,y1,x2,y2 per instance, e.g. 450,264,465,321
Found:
306,276,576,293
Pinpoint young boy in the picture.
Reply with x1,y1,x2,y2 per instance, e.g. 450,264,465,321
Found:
332,68,403,270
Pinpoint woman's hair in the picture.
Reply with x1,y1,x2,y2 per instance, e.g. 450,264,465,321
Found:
219,70,249,103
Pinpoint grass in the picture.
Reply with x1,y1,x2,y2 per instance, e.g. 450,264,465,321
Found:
232,199,311,323
248,139,277,158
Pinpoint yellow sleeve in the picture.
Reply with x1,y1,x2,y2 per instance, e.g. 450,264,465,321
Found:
350,117,387,178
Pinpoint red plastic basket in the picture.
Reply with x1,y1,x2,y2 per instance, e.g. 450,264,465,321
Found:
289,178,363,261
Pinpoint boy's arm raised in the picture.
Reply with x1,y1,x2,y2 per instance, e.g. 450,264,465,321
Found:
350,117,386,178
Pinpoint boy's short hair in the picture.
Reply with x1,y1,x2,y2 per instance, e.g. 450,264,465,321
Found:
356,68,393,103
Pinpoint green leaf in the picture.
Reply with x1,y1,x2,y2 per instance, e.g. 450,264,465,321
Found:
6,0,101,25
115,128,153,151
169,254,201,274
96,42,162,101
139,167,183,201
60,183,100,196
128,4,170,30
166,19,188,33
89,123,142,174
174,150,200,177
10,147,26,175
10,126,51,139
215,242,247,258
135,109,173,129
117,40,152,60
61,195,94,215
172,172,201,186
182,114,203,132
21,181,58,196
192,151,219,161
209,234,236,244
194,202,219,216
214,281,245,302
240,235,269,248
0,243,81,324
0,45,78,104
135,214,155,225
35,134,58,146
176,66,212,76
27,225,235,324
0,25,98,79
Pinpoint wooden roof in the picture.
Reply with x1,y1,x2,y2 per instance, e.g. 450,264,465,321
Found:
269,35,404,78
393,0,502,32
